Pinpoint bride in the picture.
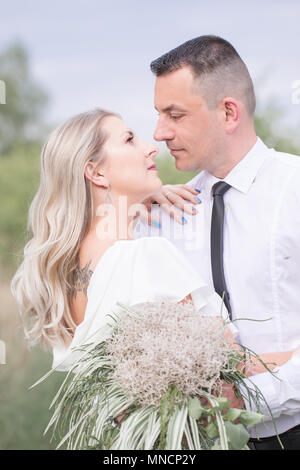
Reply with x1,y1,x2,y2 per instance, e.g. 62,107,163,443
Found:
10,108,226,370
10,108,295,376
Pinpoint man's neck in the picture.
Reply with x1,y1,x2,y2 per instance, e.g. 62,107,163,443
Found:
211,133,258,179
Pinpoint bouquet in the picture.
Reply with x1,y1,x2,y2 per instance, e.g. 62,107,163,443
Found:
35,299,277,450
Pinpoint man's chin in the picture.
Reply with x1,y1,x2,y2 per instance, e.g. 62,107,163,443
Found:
174,158,197,172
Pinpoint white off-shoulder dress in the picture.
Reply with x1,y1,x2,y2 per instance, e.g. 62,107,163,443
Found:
52,237,235,371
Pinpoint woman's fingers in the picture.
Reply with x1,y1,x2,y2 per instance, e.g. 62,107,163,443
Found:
164,183,200,195
138,184,202,226
164,190,200,215
131,202,161,228
162,185,201,216
164,185,201,206
158,195,191,225
140,193,187,226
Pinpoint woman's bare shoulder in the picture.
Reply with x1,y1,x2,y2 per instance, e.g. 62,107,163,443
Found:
68,236,115,326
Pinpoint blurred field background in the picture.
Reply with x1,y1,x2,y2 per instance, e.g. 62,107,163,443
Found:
0,36,300,450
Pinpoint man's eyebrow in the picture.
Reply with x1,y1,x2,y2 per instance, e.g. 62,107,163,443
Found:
155,104,187,113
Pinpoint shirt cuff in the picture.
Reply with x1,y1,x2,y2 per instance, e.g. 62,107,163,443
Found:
240,353,300,420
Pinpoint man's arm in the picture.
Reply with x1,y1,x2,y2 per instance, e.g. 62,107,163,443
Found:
238,352,300,418
222,350,299,410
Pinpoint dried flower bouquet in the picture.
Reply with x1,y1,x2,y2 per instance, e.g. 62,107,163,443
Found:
34,300,277,450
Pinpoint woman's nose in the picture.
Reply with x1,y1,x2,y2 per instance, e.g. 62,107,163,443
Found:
148,144,159,158
147,144,159,159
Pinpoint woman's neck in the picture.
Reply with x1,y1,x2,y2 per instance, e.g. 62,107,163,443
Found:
89,196,139,242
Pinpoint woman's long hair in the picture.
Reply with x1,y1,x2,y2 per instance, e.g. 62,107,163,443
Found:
10,108,117,350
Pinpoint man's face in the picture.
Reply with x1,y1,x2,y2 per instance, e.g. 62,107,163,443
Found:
154,66,223,173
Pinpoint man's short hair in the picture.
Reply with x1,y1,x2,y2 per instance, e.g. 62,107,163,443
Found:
150,35,256,116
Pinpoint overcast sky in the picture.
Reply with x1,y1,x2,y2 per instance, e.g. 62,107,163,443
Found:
1,0,300,145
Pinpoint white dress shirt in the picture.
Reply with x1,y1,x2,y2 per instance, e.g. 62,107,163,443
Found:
134,137,300,438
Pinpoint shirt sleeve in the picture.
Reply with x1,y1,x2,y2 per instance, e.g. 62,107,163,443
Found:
240,353,300,419
239,166,300,422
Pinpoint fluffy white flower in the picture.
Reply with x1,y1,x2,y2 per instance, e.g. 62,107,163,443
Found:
107,300,232,407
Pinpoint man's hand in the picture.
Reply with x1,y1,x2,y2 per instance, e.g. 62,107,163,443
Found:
221,382,246,410
140,184,201,226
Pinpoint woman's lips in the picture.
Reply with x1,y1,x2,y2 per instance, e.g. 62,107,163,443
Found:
148,165,157,171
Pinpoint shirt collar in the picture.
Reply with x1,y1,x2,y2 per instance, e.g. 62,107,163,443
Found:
196,137,269,195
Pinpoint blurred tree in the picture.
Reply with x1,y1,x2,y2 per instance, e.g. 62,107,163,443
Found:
0,42,49,154
254,100,300,155
0,143,41,272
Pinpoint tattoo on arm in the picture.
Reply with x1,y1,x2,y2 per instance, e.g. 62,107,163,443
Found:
68,260,94,298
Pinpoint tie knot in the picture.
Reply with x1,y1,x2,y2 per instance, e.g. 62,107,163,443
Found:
212,181,231,197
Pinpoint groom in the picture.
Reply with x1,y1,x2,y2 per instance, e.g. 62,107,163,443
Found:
134,35,300,450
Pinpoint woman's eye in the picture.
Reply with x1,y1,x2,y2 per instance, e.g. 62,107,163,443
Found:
126,136,134,143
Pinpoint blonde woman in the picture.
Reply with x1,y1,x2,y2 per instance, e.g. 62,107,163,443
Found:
11,108,296,380
10,109,222,369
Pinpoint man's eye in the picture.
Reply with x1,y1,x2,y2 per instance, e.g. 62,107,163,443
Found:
170,115,183,120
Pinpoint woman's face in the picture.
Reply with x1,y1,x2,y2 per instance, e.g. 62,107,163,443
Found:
100,116,162,202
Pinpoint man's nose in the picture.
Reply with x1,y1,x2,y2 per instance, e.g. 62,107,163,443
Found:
153,119,174,142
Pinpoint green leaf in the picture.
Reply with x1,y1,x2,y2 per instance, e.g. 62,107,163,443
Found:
188,398,204,420
226,408,242,422
213,397,231,410
224,422,250,450
239,411,265,427
211,440,222,450
206,422,219,439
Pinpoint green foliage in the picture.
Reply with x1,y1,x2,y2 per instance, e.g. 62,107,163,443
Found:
158,386,183,449
0,42,49,154
0,347,67,450
255,102,300,155
188,397,205,420
155,153,198,185
224,422,250,450
0,142,41,272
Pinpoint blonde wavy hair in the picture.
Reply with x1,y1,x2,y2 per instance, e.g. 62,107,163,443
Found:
10,108,117,350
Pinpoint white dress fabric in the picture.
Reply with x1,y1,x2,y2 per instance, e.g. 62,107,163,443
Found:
52,237,232,372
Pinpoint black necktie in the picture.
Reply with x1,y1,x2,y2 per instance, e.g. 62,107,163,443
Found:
210,181,232,319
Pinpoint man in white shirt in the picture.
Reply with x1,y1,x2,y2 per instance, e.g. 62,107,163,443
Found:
134,35,300,450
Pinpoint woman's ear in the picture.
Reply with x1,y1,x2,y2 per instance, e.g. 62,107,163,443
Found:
84,162,109,188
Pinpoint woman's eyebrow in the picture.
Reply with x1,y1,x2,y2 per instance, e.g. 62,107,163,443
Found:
121,130,134,137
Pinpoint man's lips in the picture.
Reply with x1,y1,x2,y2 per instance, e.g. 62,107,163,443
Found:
169,148,184,155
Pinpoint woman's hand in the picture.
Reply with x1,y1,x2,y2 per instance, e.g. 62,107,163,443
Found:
140,184,201,226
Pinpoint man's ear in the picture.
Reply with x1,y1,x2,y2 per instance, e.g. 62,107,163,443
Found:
84,162,109,188
221,97,240,134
